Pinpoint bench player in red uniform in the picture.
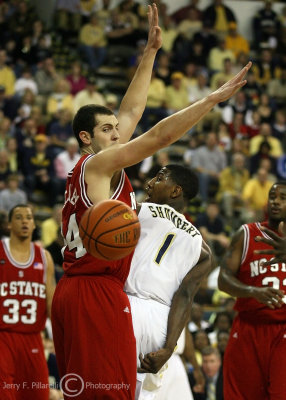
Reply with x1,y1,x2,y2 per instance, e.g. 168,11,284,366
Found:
51,4,251,398
0,204,56,400
219,182,286,399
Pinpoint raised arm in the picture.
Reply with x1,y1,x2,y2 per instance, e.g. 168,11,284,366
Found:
138,241,212,373
117,3,162,143
218,228,284,309
254,223,286,265
45,249,56,319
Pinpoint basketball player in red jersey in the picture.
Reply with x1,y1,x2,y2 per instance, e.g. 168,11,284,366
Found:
51,4,251,398
218,182,286,399
0,204,56,400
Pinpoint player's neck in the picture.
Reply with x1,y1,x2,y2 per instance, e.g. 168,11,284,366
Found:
266,219,280,232
9,235,32,251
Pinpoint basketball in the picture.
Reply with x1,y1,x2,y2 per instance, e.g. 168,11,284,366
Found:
79,199,141,260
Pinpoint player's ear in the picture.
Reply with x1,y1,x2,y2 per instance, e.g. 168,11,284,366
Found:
79,130,91,145
171,185,182,198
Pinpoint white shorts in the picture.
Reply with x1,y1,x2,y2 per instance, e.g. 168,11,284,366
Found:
128,295,170,365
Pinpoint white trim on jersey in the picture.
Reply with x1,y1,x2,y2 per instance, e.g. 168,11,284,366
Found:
40,247,48,283
256,223,272,240
241,224,249,265
111,170,125,200
2,238,35,269
79,154,94,208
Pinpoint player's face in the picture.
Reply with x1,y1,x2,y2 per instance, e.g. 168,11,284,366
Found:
91,114,120,153
268,184,286,221
145,167,175,204
9,207,35,239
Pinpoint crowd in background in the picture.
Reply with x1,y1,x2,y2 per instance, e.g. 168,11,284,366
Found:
0,0,285,397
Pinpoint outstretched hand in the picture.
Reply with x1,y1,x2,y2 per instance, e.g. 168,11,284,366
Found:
146,3,162,52
254,223,286,265
137,348,173,374
211,62,252,104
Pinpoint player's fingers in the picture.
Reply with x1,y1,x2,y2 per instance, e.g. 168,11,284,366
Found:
147,5,152,26
152,3,159,26
254,249,276,255
137,367,149,373
231,62,252,83
139,354,152,369
254,236,276,246
260,226,281,240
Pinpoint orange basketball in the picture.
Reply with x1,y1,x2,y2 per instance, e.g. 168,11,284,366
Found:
79,200,141,260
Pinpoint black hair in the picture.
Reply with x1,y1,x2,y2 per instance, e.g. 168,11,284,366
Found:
213,311,233,327
72,105,114,148
270,181,286,190
8,204,33,222
165,164,199,201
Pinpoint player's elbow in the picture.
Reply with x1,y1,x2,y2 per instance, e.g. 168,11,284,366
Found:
217,271,227,292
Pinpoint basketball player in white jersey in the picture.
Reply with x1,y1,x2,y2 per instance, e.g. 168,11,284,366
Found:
124,164,213,399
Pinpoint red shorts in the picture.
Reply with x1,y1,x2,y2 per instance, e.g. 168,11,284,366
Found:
224,316,286,400
0,331,49,400
52,275,136,399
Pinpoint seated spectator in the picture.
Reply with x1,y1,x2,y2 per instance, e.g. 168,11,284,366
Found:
74,75,106,112
0,49,16,97
216,330,230,361
207,311,233,347
191,132,227,203
14,66,38,98
41,204,62,247
193,20,217,61
139,69,167,131
177,7,202,42
227,112,248,140
189,346,223,400
211,58,235,91
14,88,37,125
171,0,202,24
0,85,20,120
246,110,261,138
54,137,80,195
208,37,235,73
204,0,236,34
267,66,286,108
154,51,172,85
222,91,248,126
216,152,249,221
225,22,249,59
160,15,178,54
256,93,274,124
22,134,58,207
65,61,87,96
249,122,283,159
188,303,210,334
249,141,277,176
47,108,73,156
6,137,20,174
252,49,280,87
0,149,12,190
271,110,286,150
46,79,74,119
193,329,211,366
242,167,273,222
79,13,107,70
15,117,38,152
0,174,27,213
252,0,280,50
196,201,230,263
0,116,13,150
165,71,190,114
242,70,262,108
34,57,61,99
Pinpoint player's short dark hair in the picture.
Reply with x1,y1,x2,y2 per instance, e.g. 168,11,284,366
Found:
8,204,33,222
166,164,199,201
72,105,114,148
270,181,286,192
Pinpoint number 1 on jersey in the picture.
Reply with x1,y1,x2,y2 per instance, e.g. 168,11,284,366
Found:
154,233,176,265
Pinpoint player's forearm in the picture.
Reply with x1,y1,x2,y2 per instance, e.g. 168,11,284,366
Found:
153,95,217,147
164,284,199,351
119,48,157,137
218,271,255,298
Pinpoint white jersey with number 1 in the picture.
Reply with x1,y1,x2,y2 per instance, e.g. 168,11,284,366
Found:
125,202,202,306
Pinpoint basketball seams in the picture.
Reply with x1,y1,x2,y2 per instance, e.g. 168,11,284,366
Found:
87,202,123,252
